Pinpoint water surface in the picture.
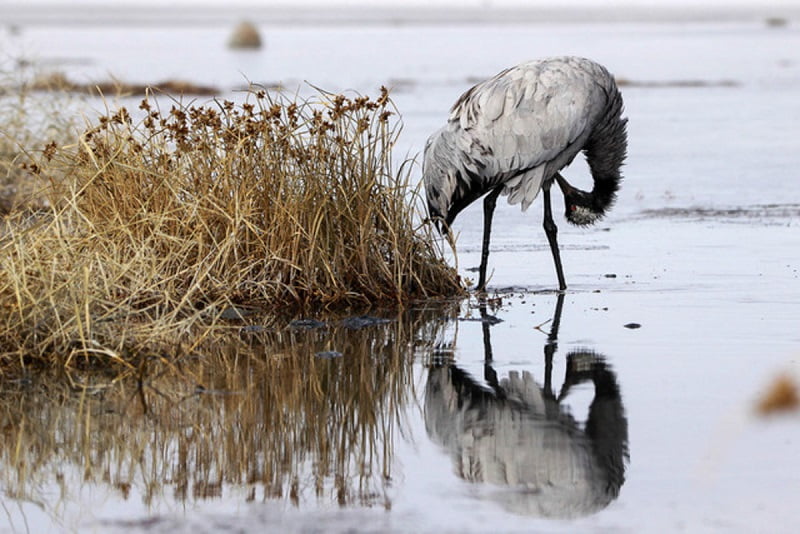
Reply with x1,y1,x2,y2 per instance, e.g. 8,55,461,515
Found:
2,12,800,534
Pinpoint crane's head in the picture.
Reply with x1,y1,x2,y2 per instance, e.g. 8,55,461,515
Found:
564,189,605,226
557,174,615,227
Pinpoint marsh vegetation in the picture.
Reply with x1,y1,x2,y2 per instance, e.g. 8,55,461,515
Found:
0,65,464,522
0,69,463,377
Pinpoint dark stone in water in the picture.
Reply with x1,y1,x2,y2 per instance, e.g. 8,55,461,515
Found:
624,322,642,329
339,315,392,330
289,319,328,329
240,324,269,334
219,306,257,320
315,350,343,359
459,315,503,325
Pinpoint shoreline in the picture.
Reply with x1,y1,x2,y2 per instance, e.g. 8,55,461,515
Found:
1,4,798,27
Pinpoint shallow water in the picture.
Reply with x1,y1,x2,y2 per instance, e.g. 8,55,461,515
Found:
2,10,800,534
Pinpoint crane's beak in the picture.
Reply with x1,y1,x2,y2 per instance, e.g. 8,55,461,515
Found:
555,173,577,196
432,216,451,236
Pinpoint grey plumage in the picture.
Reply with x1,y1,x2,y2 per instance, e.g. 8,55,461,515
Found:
423,56,628,290
424,354,628,518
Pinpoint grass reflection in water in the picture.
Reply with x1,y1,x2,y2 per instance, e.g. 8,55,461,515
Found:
0,303,456,521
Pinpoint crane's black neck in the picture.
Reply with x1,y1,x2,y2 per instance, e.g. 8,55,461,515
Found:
585,88,628,213
561,88,628,226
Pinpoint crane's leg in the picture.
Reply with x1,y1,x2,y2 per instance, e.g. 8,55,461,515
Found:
477,186,503,291
543,293,565,400
542,182,568,291
479,302,500,391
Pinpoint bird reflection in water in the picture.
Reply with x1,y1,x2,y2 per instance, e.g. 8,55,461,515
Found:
424,295,628,518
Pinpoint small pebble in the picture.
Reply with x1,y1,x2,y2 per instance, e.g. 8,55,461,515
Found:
220,306,256,320
240,324,269,334
289,318,327,329
458,314,503,325
340,315,391,329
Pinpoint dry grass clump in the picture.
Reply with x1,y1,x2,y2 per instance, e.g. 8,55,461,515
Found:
0,86,462,371
228,20,263,49
755,373,799,416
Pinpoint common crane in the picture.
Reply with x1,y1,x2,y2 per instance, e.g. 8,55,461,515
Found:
423,56,628,291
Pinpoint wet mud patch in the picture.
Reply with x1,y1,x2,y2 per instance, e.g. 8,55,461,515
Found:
635,203,800,223
458,243,611,254
27,71,223,96
614,78,740,88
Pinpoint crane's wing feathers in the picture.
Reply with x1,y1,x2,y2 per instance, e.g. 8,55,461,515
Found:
452,59,600,169
423,57,624,222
